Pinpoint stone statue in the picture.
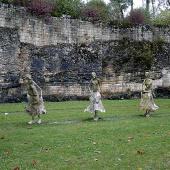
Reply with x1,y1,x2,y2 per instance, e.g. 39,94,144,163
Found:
140,72,159,117
23,74,46,124
84,72,105,121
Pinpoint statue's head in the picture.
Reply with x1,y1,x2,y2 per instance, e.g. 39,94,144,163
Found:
23,74,32,84
92,72,96,78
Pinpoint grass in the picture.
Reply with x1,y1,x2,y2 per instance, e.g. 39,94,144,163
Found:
0,99,170,170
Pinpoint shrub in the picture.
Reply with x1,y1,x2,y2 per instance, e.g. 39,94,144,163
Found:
0,0,11,4
81,6,100,22
81,0,109,23
152,10,170,26
27,0,54,16
128,8,151,25
52,0,82,18
0,0,29,6
12,0,29,6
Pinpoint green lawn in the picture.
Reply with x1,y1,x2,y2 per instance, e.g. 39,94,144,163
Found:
0,99,170,170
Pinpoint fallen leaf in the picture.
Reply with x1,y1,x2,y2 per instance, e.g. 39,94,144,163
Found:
0,136,5,139
64,159,70,162
94,150,101,154
40,147,51,153
32,160,37,167
4,150,11,156
13,166,20,170
137,150,145,155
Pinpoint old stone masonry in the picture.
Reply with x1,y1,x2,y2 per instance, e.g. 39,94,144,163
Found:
0,3,170,102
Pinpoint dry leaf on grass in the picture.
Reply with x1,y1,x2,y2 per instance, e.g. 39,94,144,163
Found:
13,166,20,170
137,150,145,155
4,150,11,156
0,136,5,139
94,150,101,154
32,160,37,166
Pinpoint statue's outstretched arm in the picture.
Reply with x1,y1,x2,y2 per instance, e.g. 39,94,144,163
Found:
32,80,42,97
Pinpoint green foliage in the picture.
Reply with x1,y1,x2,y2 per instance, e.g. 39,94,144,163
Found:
127,8,151,25
81,0,109,23
152,10,170,26
112,38,165,71
109,0,131,19
27,0,54,17
52,0,83,18
0,0,169,27
0,0,11,4
0,0,28,6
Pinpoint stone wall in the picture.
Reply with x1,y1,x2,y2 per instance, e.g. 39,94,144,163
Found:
0,3,170,46
0,3,170,102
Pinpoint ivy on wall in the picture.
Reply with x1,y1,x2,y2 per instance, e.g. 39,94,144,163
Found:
103,37,167,73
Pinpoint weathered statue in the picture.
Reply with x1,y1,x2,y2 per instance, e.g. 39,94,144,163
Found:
140,72,159,117
84,72,105,121
23,74,46,124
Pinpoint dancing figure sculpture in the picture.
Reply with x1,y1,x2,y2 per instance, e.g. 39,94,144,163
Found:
84,72,105,121
23,74,46,124
140,72,159,117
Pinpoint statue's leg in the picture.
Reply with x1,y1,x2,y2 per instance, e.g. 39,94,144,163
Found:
144,110,148,117
94,110,99,121
28,115,36,125
147,111,151,117
37,114,41,124
144,110,150,117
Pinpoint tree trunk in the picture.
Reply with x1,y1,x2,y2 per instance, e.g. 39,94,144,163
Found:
130,0,133,11
151,0,155,17
146,0,150,12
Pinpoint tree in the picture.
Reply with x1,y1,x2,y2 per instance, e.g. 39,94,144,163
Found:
153,9,170,25
27,0,54,16
128,8,151,24
153,0,170,13
167,0,170,6
146,0,150,12
130,0,133,11
81,0,109,23
52,0,83,18
151,0,155,17
110,0,131,19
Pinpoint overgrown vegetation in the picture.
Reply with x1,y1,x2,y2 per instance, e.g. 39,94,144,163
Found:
0,0,170,26
152,9,170,26
52,0,83,18
81,0,109,23
103,37,166,73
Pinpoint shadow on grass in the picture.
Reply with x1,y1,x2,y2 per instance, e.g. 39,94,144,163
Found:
1,112,168,128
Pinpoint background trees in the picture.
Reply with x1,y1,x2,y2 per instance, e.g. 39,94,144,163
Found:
52,0,83,18
81,0,109,22
0,0,169,26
